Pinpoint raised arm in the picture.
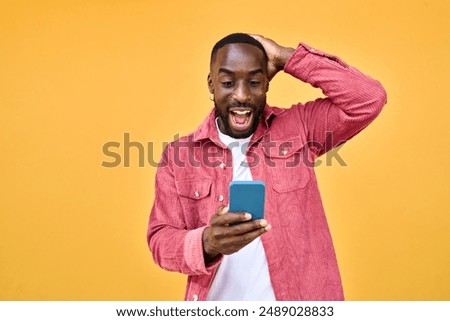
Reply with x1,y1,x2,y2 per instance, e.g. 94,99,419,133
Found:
252,34,387,156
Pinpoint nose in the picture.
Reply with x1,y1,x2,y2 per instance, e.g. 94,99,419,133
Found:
232,82,250,104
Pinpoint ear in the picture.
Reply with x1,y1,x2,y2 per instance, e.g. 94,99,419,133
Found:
207,73,214,94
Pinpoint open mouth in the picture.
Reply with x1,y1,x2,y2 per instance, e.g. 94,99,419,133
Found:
228,108,253,132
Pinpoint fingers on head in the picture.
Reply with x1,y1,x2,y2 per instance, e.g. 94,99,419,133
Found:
249,33,263,40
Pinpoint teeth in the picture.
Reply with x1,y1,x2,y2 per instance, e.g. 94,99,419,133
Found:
233,110,251,115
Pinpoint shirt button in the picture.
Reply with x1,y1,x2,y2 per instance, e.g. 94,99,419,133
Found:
219,163,226,169
194,191,200,197
192,294,198,301
281,148,288,156
218,195,224,202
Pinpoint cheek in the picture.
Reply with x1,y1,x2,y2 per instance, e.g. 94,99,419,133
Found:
214,91,231,104
253,91,267,102
213,95,229,113
251,84,268,96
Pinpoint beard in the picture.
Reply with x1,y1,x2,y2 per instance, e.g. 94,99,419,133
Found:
214,98,266,139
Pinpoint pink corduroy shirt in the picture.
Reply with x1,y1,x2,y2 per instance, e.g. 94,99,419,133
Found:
147,42,387,301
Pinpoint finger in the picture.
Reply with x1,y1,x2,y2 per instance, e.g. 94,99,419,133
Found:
229,219,269,235
213,212,251,226
249,33,263,40
217,205,229,216
208,206,229,226
213,219,269,239
221,226,271,254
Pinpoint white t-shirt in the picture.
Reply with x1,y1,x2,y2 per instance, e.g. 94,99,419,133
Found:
205,119,276,301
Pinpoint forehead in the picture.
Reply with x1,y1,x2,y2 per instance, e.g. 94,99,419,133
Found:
212,43,266,72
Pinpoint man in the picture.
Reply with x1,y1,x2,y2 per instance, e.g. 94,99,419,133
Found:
147,33,387,300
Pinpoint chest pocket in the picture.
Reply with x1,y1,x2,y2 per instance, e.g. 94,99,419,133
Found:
175,179,212,228
262,137,311,193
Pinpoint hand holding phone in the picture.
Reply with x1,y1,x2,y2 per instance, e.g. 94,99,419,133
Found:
202,181,268,262
202,204,271,262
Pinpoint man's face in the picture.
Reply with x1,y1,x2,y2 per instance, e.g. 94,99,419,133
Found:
208,43,269,139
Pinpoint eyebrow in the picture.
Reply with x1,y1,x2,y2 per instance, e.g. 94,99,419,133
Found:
218,68,264,75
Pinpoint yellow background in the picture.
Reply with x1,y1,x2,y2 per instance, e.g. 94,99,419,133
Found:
1,0,449,300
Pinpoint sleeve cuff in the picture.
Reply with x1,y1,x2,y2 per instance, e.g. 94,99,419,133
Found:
284,42,316,81
284,42,349,81
183,225,223,275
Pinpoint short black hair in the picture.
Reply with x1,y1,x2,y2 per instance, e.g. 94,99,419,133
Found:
210,33,268,66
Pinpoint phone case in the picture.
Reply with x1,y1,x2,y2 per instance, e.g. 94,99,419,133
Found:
229,180,265,220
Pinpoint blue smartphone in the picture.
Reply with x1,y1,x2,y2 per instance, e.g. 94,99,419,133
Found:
229,180,265,220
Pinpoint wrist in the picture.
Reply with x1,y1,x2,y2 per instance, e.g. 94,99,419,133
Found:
202,228,219,264
204,247,219,266
276,47,295,70
203,245,219,260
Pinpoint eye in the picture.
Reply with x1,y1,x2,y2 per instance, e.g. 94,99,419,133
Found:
250,80,261,87
221,81,234,88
